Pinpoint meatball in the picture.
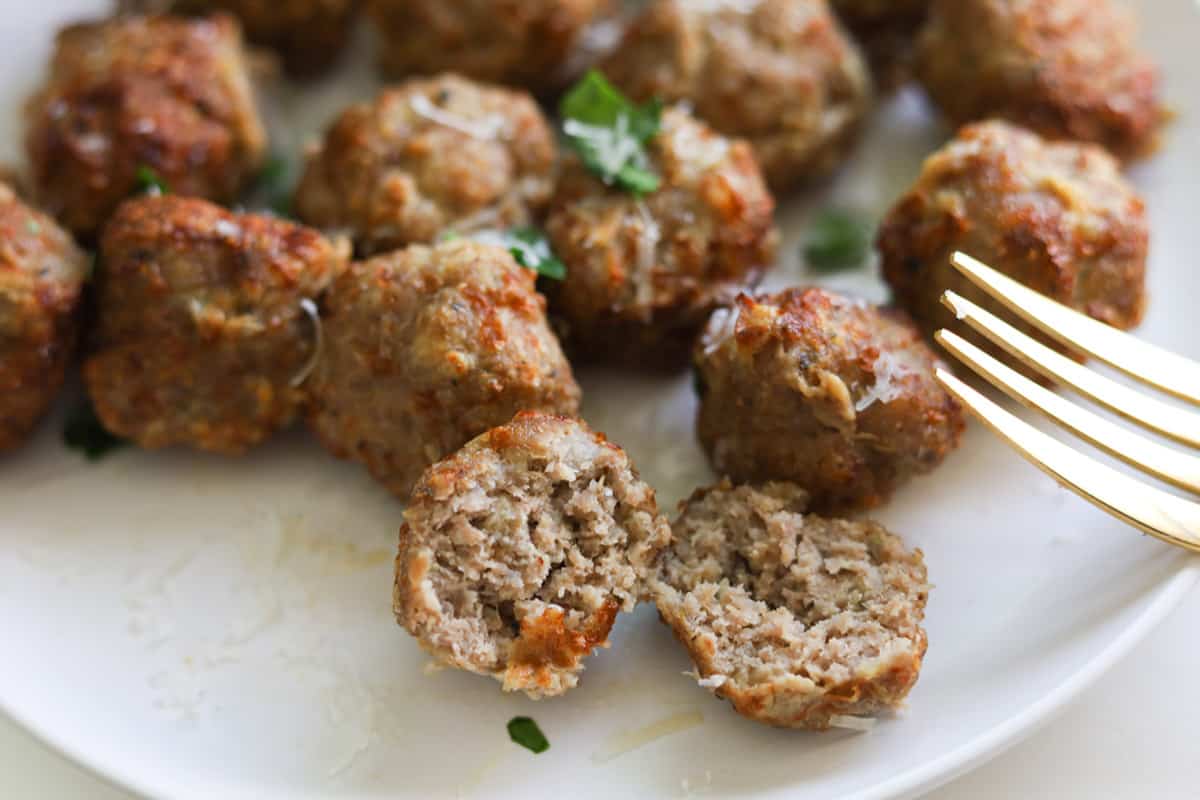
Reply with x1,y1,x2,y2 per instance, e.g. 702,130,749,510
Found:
0,184,90,452
394,412,671,698
600,0,872,191
366,0,616,92
877,120,1148,373
308,240,582,499
915,0,1165,160
294,74,557,256
25,14,266,240
831,0,927,89
544,107,777,370
655,480,928,729
84,196,349,454
161,0,360,77
694,287,965,513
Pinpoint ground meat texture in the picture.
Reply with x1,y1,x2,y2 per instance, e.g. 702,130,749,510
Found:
544,107,777,370
600,0,871,192
694,288,964,514
830,0,927,89
308,240,582,499
915,0,1165,160
24,14,266,240
877,120,1148,374
0,184,90,452
84,196,348,454
365,0,616,92
655,480,928,729
394,412,671,698
294,75,557,257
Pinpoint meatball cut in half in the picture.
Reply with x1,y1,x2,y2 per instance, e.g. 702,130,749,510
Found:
25,14,265,240
915,0,1165,160
0,184,91,452
830,0,928,89
395,412,672,698
655,481,929,729
601,0,871,191
85,196,349,454
878,121,1148,372
694,288,964,513
545,107,777,370
308,240,582,499
366,0,616,91
295,74,557,256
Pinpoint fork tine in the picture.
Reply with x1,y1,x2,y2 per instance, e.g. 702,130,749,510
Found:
934,367,1200,553
949,252,1200,404
941,291,1200,449
936,328,1200,494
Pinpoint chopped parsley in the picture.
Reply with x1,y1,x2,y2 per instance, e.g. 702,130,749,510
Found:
134,165,170,196
560,71,662,196
507,716,550,754
802,209,871,273
505,227,567,280
63,399,127,461
253,153,293,217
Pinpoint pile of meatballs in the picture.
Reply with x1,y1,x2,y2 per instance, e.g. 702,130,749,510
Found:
2,0,1162,731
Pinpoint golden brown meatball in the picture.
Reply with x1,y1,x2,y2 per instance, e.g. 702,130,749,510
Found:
877,120,1148,372
366,0,616,91
544,107,777,370
24,14,266,240
915,0,1165,159
0,184,91,452
694,288,965,514
308,240,582,499
395,412,671,698
600,0,871,191
294,74,557,256
831,0,927,89
84,196,349,454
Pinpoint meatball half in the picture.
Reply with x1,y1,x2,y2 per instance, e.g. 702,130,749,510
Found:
84,196,349,454
308,240,582,499
366,0,616,92
694,288,965,513
831,0,927,89
545,107,777,370
0,184,91,452
295,74,557,256
915,0,1165,159
394,412,671,698
878,121,1148,371
25,14,266,240
655,481,928,729
601,0,871,191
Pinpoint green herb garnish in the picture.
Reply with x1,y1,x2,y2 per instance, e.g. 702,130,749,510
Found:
560,71,662,195
134,165,170,196
254,153,293,217
802,209,871,273
507,716,549,754
63,399,127,461
506,227,567,281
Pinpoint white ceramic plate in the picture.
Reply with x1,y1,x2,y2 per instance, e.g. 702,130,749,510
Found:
2,2,1198,799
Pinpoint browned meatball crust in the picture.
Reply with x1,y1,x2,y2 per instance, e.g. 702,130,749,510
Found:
544,107,777,370
694,288,964,513
831,0,927,89
25,14,266,240
601,0,871,191
915,0,1165,160
84,196,348,454
877,121,1148,372
395,412,671,698
655,480,928,729
366,0,616,91
0,184,91,452
308,240,582,499
294,74,557,256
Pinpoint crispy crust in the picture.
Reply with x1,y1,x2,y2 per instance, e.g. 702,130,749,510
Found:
915,0,1165,159
24,14,265,240
84,195,348,453
0,183,90,451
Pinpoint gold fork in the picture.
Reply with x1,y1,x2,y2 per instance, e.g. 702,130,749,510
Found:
932,251,1200,553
